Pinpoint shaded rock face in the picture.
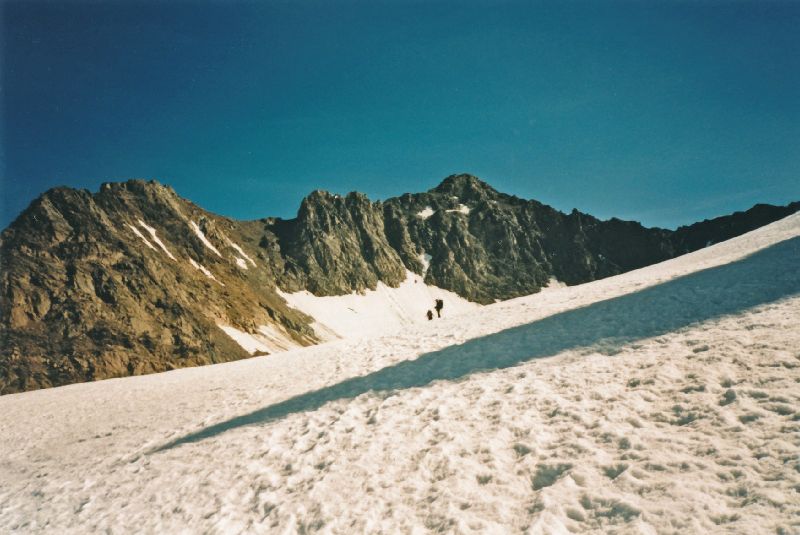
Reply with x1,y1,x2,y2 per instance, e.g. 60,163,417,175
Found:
1,175,797,394
266,174,798,303
264,191,406,295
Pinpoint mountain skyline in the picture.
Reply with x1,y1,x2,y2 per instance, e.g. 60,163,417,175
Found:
2,173,797,393
3,1,799,230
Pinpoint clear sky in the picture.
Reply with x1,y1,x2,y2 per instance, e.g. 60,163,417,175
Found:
2,1,798,230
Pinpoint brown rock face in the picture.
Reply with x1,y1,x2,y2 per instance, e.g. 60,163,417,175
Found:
2,175,797,394
0,180,317,394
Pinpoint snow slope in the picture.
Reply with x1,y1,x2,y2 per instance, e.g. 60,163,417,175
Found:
278,270,480,339
1,214,799,534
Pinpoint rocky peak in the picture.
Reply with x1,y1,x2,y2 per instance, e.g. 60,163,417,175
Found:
0,181,320,394
266,187,405,295
431,174,498,201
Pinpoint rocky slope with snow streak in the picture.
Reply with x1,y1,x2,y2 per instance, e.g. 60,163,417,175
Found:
0,180,319,393
1,213,798,533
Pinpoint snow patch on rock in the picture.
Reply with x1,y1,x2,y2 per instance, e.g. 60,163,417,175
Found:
416,206,434,219
128,224,157,252
218,323,300,355
446,203,470,215
225,239,257,267
137,220,176,260
189,221,222,257
218,325,269,354
419,252,432,277
188,258,224,285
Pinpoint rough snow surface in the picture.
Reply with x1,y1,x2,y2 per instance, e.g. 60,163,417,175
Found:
188,258,223,285
2,214,800,534
189,220,222,257
416,206,434,219
278,270,479,339
137,219,176,260
127,223,156,251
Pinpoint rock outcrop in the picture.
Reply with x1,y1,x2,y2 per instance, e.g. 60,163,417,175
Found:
0,180,317,394
265,174,798,303
2,174,797,393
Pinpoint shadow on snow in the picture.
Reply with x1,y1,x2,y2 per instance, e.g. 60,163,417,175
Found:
155,237,800,452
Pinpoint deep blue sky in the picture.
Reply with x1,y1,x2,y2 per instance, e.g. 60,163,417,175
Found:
2,1,798,230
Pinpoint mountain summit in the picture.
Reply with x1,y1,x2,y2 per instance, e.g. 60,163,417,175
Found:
1,175,797,393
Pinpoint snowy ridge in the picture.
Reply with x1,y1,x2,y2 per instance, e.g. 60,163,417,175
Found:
1,214,799,533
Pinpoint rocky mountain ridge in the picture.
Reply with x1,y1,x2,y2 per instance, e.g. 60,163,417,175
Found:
2,174,797,393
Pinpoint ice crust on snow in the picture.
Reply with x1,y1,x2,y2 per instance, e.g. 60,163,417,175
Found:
2,213,800,533
189,220,222,257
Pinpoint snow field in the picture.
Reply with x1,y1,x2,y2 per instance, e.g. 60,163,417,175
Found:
0,213,798,534
278,270,480,340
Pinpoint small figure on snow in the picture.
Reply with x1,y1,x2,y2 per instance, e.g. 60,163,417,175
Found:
434,299,444,318
426,310,434,321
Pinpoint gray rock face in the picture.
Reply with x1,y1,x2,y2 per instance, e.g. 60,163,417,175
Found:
263,191,406,295
1,174,797,393
270,174,798,303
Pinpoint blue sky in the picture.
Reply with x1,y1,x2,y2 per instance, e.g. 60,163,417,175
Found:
2,0,798,230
